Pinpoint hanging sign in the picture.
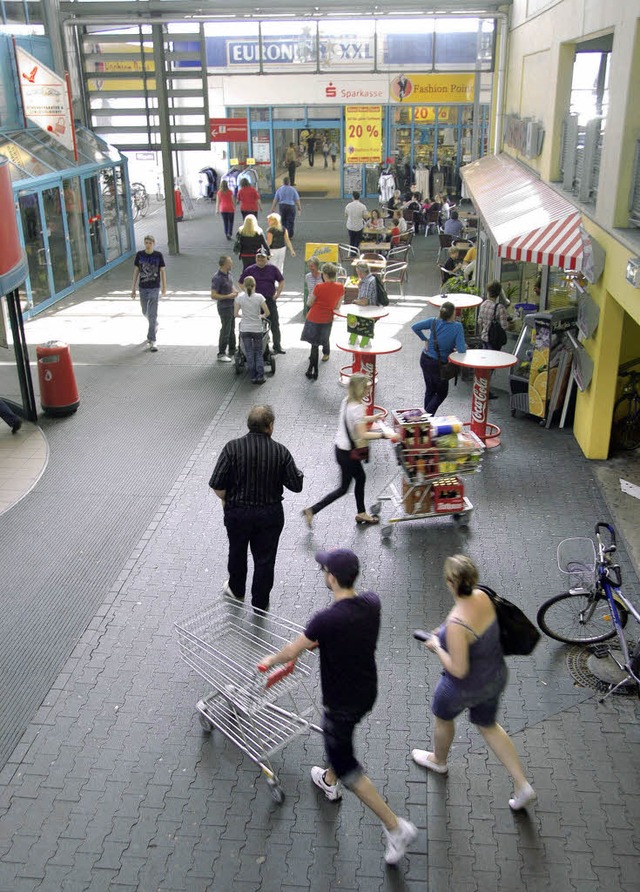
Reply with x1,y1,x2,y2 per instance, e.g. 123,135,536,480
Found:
345,106,382,163
210,118,248,142
390,74,475,103
14,45,77,159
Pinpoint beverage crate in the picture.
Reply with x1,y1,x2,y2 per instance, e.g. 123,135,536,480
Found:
432,476,465,513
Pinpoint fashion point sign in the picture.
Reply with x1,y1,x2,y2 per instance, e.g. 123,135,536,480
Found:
391,74,475,103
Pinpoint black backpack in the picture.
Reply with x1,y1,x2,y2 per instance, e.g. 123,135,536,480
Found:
487,302,507,349
374,275,389,307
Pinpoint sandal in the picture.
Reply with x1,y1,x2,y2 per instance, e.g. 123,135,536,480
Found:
355,513,380,525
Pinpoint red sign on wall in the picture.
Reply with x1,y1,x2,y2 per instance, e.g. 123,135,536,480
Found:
209,118,248,142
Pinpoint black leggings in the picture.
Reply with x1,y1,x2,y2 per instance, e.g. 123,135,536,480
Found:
310,446,366,515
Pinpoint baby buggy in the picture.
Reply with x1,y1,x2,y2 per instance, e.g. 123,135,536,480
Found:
234,318,277,377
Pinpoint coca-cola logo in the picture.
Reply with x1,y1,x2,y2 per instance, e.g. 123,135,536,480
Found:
471,375,489,425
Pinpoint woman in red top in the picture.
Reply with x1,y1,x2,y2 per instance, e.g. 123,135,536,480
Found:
237,178,262,220
300,262,344,380
216,181,236,240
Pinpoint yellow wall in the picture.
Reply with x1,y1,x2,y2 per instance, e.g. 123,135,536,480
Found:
573,219,640,458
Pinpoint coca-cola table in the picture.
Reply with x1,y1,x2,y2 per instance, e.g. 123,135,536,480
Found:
448,349,518,448
335,306,389,384
336,336,402,418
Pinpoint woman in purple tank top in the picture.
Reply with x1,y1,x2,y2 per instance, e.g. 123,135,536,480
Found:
411,555,537,812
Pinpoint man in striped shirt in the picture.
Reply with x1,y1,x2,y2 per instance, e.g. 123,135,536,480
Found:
209,405,304,610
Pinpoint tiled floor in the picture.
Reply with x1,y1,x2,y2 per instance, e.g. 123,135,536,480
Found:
0,422,48,514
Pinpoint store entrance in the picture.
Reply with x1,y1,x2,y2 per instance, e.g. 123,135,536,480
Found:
273,125,341,198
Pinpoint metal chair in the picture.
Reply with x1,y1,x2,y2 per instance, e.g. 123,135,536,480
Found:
335,264,349,285
360,252,386,264
437,232,454,264
423,207,440,236
382,262,408,298
399,228,415,257
387,245,410,264
338,243,359,266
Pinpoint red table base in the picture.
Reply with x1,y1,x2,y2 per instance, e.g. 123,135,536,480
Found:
466,368,503,448
338,352,386,418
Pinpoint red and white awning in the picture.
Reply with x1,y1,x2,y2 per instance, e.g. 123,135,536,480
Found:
461,154,585,270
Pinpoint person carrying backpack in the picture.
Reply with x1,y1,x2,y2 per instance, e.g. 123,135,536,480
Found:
478,281,509,398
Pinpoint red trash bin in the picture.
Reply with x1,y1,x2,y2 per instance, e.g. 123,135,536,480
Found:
37,341,80,416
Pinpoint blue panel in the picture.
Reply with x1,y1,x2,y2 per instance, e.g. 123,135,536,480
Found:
385,34,433,66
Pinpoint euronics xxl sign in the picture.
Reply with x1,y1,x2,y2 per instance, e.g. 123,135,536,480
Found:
224,37,374,66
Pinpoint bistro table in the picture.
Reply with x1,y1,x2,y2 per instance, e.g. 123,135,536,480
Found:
351,256,387,274
336,336,402,418
448,349,518,448
359,239,391,254
427,293,482,330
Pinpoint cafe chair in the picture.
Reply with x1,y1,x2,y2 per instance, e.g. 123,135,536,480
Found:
387,245,410,264
399,228,415,257
382,262,408,298
437,232,454,265
423,207,440,236
335,264,349,285
360,251,386,264
338,243,359,266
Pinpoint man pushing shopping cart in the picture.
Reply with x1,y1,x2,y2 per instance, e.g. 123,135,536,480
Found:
258,547,418,866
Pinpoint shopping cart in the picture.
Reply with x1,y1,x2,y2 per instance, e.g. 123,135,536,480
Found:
374,409,485,537
175,597,321,802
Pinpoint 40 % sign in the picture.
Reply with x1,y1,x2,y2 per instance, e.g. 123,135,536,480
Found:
348,123,380,139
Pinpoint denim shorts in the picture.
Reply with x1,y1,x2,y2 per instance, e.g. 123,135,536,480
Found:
322,707,369,787
431,668,507,727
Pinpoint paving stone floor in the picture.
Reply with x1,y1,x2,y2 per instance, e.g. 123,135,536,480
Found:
0,200,638,891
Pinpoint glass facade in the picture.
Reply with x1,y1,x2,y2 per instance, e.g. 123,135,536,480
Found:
0,127,134,315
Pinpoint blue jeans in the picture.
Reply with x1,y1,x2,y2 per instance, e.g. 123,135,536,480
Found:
242,331,264,381
223,503,285,609
218,305,236,355
139,288,159,341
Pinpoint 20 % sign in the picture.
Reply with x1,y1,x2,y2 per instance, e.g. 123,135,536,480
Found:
345,105,382,163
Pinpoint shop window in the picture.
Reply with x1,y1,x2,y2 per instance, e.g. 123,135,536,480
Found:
272,107,305,121
250,108,270,123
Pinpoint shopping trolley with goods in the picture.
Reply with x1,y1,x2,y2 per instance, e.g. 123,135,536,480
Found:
175,597,321,802
374,409,485,538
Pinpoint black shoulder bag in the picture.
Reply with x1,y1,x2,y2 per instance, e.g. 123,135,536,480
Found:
431,321,458,382
343,401,369,463
478,584,540,656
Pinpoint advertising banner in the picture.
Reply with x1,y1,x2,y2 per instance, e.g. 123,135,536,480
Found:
412,106,451,123
210,118,248,142
344,106,382,164
390,74,475,103
15,45,77,158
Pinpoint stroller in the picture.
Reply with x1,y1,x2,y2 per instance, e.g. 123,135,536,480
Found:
234,319,277,377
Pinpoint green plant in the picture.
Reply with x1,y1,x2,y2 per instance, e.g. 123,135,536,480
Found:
442,275,480,296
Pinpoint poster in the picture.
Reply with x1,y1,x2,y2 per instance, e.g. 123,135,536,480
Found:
390,74,475,104
15,45,77,158
344,106,382,164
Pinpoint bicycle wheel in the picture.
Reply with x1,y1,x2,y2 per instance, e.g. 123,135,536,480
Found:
611,394,640,451
537,591,628,644
139,193,150,218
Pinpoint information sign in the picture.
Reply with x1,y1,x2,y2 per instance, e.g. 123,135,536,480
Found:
344,106,382,164
15,46,77,158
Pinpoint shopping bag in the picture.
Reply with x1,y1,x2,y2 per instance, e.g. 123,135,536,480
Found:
478,585,540,656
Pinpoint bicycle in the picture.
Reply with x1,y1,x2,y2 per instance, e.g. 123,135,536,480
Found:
130,182,150,221
611,366,640,451
536,523,640,702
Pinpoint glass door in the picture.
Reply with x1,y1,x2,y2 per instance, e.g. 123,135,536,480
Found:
41,186,72,294
17,190,50,308
83,175,107,271
62,177,91,282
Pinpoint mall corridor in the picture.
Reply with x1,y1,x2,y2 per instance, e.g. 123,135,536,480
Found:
0,199,639,891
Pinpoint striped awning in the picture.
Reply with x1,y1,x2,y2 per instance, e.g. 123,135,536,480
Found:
460,154,585,270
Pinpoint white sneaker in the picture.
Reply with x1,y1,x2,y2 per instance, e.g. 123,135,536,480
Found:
218,354,233,363
149,341,158,352
384,817,418,865
509,783,536,811
310,766,342,801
